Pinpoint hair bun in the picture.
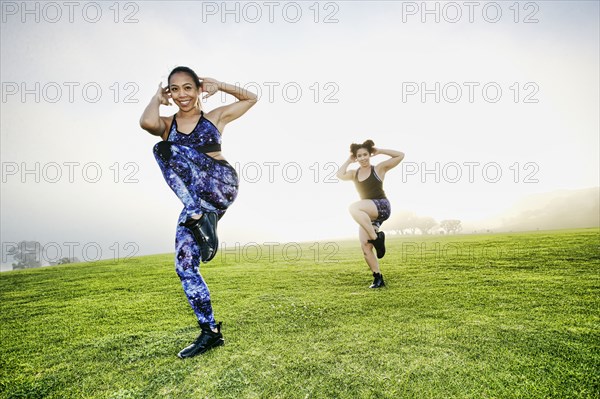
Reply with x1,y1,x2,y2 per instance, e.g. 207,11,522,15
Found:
349,139,376,156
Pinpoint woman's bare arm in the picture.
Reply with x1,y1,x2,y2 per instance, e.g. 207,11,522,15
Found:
374,148,405,179
200,78,258,132
336,154,357,181
139,83,170,136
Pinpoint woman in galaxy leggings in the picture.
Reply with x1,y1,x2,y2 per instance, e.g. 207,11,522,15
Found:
139,66,257,358
336,140,404,288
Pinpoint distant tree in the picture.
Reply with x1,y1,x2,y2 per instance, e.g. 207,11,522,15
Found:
50,257,81,266
60,257,80,264
385,210,417,235
7,241,42,270
440,220,462,234
415,216,437,235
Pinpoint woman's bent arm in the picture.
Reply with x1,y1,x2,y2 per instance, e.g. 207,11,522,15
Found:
201,78,258,128
375,148,405,173
140,83,169,136
336,155,356,181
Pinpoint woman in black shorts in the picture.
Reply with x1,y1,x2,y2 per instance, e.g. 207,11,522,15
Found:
336,140,404,288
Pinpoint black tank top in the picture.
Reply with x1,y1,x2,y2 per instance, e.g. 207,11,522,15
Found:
354,166,387,200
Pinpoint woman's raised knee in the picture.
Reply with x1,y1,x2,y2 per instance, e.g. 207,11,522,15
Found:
348,202,361,215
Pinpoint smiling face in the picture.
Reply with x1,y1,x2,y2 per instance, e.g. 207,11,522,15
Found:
168,72,200,111
356,147,371,167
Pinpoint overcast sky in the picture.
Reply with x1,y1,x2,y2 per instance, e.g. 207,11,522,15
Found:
1,1,598,267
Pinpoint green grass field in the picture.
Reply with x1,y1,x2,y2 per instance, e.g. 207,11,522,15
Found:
1,228,598,398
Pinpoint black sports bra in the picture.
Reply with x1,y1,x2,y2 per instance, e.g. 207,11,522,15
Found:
167,111,222,153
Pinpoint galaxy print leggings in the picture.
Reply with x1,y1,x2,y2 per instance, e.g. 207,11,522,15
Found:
153,141,239,328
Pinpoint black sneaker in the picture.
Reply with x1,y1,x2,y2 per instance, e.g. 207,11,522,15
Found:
180,212,219,263
369,272,385,289
177,322,224,359
368,231,386,259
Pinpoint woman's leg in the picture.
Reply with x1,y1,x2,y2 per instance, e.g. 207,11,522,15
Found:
359,225,380,273
170,153,239,315
155,144,239,357
154,141,221,220
349,200,379,241
175,216,226,358
155,142,239,261
156,142,238,316
174,216,217,330
167,151,238,325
